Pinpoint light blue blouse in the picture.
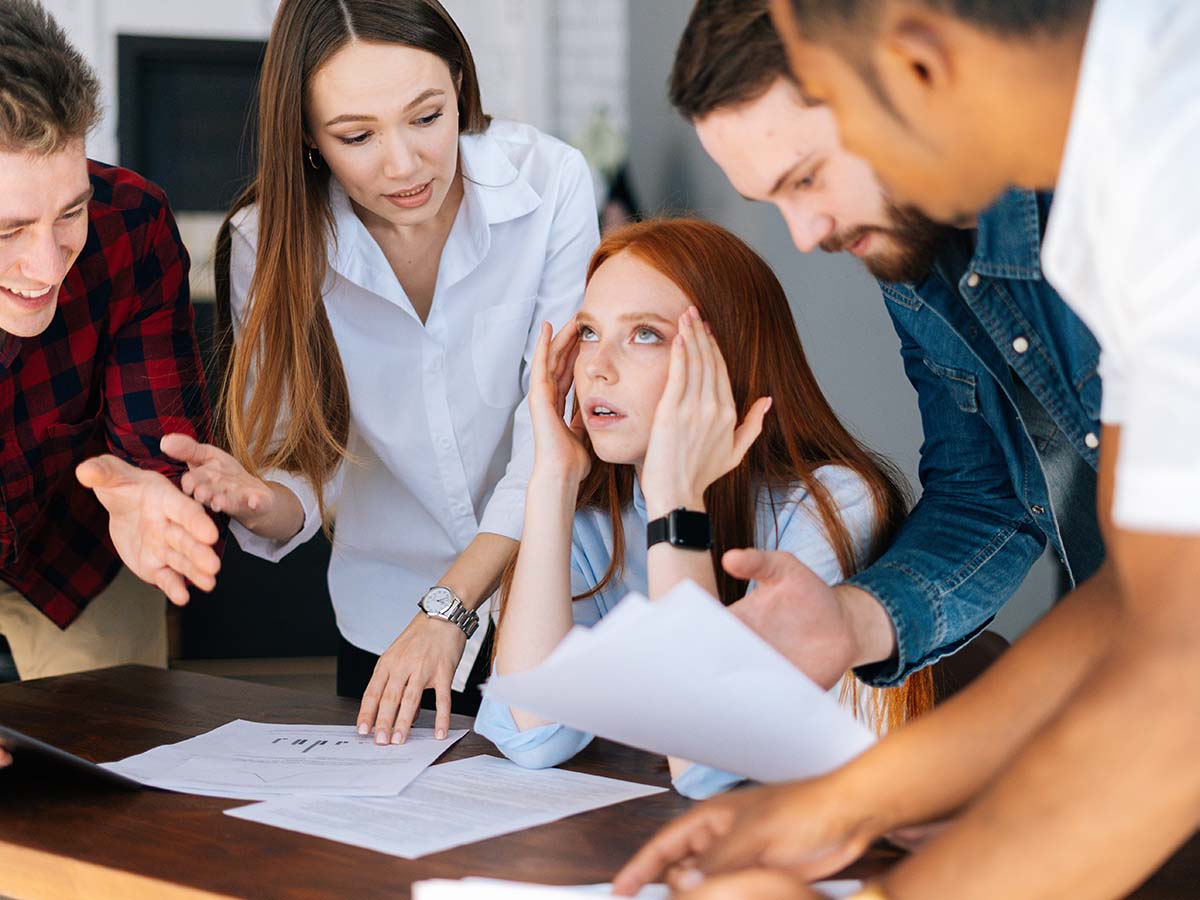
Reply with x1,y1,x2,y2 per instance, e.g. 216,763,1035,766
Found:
475,465,877,799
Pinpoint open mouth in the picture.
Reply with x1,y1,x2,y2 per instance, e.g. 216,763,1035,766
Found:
585,400,627,427
389,182,430,198
0,283,55,307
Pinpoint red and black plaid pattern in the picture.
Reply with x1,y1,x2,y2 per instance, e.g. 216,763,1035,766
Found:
0,161,215,628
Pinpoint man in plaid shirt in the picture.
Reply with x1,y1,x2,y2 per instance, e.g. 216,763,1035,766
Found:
0,0,223,744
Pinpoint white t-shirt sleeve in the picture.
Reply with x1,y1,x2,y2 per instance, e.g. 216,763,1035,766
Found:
1104,23,1200,532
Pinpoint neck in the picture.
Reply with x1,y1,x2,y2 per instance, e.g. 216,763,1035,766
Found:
351,167,464,245
994,23,1091,191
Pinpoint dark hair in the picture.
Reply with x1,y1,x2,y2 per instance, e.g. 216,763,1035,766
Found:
0,0,100,154
784,0,1093,38
213,0,489,525
669,0,791,121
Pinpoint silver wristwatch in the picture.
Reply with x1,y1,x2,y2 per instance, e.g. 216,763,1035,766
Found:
418,586,480,638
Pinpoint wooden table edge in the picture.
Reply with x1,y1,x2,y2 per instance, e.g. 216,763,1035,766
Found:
0,839,240,900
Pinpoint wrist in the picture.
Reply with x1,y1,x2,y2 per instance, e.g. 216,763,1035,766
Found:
835,584,898,668
643,486,706,521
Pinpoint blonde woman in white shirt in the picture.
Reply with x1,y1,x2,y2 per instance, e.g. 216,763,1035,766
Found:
163,0,598,747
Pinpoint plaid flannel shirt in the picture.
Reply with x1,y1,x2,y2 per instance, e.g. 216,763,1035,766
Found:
0,161,215,628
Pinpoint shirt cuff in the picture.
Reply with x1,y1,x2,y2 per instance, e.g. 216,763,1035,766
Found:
474,693,593,768
671,764,745,800
229,468,322,563
1113,463,1200,533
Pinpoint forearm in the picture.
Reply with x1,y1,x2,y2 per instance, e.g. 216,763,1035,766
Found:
834,565,1120,835
493,470,579,730
438,532,519,610
884,621,1200,900
240,481,305,543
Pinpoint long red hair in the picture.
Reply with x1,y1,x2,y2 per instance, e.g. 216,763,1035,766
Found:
500,218,932,730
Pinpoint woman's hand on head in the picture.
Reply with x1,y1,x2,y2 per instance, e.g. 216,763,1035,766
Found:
528,320,591,484
161,434,301,541
640,307,772,516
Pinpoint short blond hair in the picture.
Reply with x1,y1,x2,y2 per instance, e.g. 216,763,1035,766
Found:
0,0,99,154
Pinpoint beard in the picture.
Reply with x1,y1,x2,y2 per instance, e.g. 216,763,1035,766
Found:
819,199,954,284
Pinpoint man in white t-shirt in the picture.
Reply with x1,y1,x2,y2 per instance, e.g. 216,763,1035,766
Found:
613,2,1200,899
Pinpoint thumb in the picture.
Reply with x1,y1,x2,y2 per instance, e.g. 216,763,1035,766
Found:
722,547,802,584
731,396,772,462
76,454,131,490
160,432,207,466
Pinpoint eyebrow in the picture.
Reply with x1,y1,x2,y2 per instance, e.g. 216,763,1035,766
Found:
576,311,678,328
322,88,446,128
768,152,816,197
0,186,93,230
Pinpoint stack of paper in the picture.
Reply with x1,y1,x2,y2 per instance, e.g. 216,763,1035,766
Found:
225,754,667,858
103,720,466,800
411,876,864,898
484,580,876,783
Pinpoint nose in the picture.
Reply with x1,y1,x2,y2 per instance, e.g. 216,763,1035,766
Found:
780,204,835,254
19,227,70,287
582,341,618,385
381,133,421,182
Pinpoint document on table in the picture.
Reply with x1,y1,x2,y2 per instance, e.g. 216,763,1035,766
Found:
411,876,863,899
484,579,876,784
102,719,466,800
225,754,666,858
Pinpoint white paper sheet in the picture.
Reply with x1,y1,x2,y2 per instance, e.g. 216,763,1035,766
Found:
484,580,876,784
411,876,863,899
225,754,667,858
102,719,466,800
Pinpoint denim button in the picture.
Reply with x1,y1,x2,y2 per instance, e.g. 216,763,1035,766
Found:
1032,504,1046,515
966,272,981,288
1084,432,1099,449
1012,336,1029,354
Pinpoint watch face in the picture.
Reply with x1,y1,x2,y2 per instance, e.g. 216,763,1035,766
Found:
422,587,453,615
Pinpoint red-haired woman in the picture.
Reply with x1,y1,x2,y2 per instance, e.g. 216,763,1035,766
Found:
476,218,931,798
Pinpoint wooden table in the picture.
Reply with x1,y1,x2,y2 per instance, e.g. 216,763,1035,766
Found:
0,667,1196,899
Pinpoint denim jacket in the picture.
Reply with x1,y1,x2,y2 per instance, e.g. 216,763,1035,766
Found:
851,190,1104,686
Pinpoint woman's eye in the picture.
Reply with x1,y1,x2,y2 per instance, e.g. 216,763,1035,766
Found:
794,172,816,191
633,328,662,344
578,325,598,342
415,111,444,127
338,132,371,146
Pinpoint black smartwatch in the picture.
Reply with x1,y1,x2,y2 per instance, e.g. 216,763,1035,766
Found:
647,507,712,551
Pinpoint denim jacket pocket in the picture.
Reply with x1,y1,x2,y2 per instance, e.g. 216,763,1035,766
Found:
922,359,979,414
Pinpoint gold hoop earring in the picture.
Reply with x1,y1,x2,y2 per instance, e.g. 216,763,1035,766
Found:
306,147,322,170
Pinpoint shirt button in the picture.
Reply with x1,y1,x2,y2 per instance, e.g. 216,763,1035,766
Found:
1084,432,1099,449
438,436,452,450
1031,504,1046,515
966,272,981,288
1012,336,1030,354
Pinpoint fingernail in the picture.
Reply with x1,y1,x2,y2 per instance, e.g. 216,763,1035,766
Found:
765,396,774,411
677,868,704,890
391,732,404,745
436,728,447,740
375,729,387,745
358,723,369,736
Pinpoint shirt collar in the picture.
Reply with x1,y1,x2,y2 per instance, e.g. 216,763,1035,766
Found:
458,128,542,226
968,189,1046,282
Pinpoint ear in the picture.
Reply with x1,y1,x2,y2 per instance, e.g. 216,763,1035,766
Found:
872,4,958,112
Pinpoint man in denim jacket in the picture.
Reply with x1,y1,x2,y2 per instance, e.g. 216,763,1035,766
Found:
665,0,1104,687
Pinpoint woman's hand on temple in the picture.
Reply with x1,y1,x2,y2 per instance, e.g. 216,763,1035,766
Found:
641,307,772,516
161,434,303,542
528,320,591,484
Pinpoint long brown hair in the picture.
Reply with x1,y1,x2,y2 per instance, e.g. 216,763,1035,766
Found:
213,0,489,523
499,218,933,730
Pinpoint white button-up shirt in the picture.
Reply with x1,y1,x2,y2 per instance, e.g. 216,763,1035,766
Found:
1042,0,1200,533
228,120,599,684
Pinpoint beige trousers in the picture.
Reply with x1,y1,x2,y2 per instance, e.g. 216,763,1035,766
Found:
0,568,167,680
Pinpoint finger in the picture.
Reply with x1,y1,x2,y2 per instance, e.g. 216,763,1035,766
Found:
373,675,404,745
721,548,802,584
730,397,773,463
613,809,731,895
680,308,704,405
693,313,718,404
434,675,452,740
159,433,210,467
0,747,11,768
162,485,220,545
659,326,688,410
75,454,131,491
531,321,553,387
712,334,736,410
153,567,191,607
391,677,426,745
357,669,387,736
164,520,221,582
554,329,582,401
